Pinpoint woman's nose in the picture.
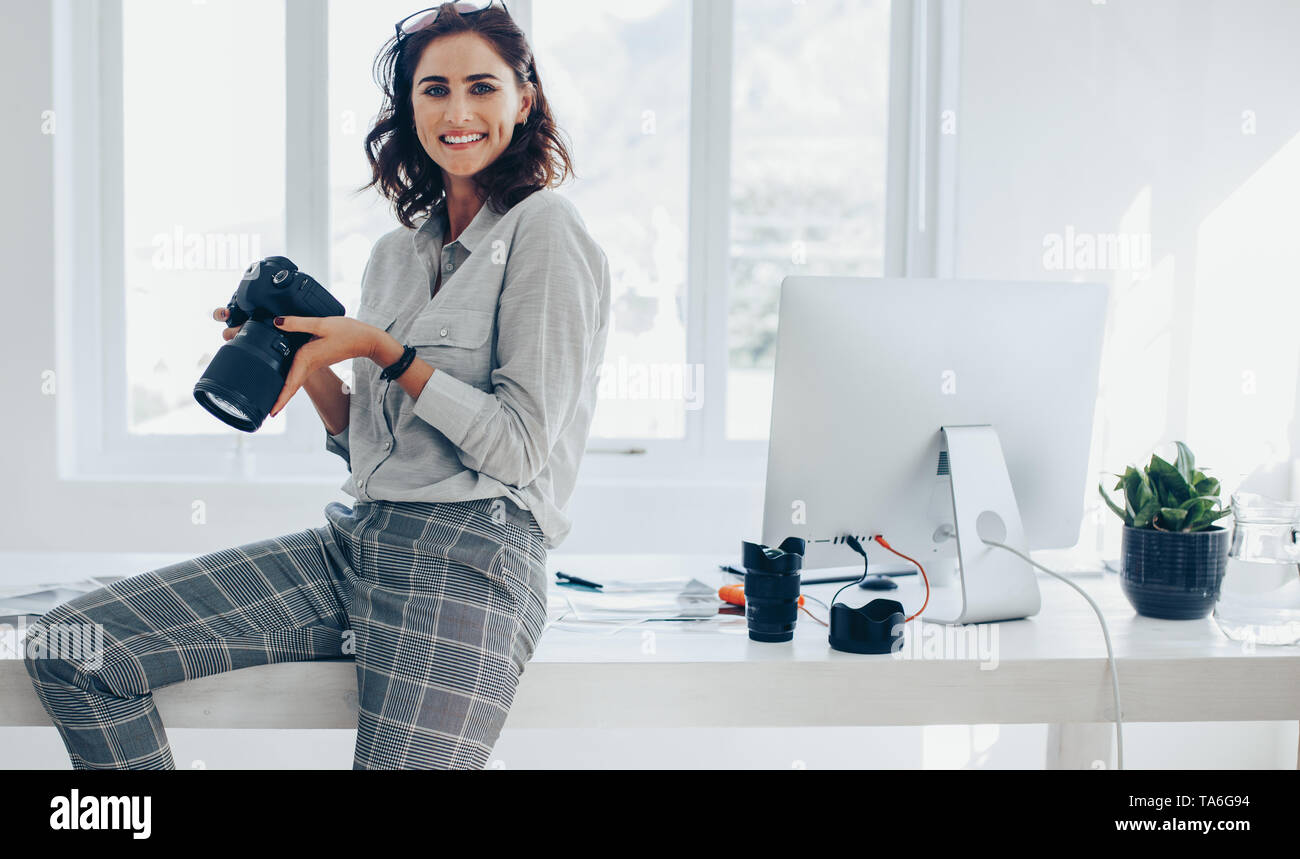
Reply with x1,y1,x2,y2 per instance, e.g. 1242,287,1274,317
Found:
445,96,473,122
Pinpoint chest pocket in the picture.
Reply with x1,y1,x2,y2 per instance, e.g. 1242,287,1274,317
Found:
407,307,496,388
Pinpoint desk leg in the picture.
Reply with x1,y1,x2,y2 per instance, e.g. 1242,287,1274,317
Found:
1047,722,1114,770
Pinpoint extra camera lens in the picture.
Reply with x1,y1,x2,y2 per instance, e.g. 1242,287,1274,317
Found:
741,538,806,643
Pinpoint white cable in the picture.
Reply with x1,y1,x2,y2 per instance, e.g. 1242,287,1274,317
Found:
980,538,1124,770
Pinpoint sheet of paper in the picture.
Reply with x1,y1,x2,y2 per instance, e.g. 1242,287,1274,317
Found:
550,577,722,621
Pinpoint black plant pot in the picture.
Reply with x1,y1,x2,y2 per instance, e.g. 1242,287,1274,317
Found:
1120,525,1229,619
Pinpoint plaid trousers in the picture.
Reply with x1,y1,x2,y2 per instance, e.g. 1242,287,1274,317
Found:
24,497,548,770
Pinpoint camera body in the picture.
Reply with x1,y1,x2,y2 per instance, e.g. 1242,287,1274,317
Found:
194,256,346,432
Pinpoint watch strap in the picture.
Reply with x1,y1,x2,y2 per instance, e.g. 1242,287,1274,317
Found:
379,344,417,381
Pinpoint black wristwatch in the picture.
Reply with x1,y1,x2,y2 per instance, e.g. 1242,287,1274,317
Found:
379,344,417,382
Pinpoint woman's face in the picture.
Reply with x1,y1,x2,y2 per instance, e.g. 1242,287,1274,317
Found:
410,32,533,190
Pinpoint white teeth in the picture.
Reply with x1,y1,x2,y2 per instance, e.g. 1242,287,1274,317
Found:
441,133,485,144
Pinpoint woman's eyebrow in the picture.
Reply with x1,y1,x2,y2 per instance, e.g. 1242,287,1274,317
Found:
417,73,502,85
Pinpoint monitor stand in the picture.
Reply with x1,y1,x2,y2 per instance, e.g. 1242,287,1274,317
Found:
924,424,1041,624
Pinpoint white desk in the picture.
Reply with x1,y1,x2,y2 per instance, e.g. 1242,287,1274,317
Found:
2,551,1298,768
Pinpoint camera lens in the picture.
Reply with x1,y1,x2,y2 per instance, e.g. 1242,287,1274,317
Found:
205,393,253,424
741,538,805,643
744,567,802,642
193,320,293,432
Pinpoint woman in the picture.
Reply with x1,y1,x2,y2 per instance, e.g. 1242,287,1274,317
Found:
25,0,610,770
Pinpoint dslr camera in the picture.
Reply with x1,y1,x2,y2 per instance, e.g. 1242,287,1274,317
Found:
194,256,345,432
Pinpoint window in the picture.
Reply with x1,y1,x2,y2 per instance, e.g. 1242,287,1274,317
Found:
62,0,906,481
727,0,892,439
531,0,693,440
122,0,286,437
329,0,420,399
331,0,694,440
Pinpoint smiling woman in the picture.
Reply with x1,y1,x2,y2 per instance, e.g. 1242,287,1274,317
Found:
329,2,608,551
358,0,574,233
28,0,610,773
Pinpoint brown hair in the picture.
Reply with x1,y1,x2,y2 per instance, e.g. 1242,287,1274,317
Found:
358,3,575,229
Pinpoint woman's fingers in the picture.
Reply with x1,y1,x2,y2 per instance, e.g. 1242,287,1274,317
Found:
215,307,240,341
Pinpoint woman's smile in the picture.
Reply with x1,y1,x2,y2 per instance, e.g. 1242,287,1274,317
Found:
440,132,487,150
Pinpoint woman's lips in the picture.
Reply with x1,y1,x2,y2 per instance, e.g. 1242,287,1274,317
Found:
440,134,485,150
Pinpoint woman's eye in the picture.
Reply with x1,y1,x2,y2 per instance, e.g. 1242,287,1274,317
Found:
423,83,496,96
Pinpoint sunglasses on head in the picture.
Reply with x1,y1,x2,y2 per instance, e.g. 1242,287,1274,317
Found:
395,0,511,39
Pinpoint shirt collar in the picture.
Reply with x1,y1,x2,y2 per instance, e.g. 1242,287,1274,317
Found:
414,195,504,255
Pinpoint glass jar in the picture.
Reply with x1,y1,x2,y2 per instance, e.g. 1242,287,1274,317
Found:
1213,492,1300,646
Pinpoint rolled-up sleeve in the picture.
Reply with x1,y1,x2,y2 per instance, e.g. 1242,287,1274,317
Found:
325,425,351,469
411,198,602,489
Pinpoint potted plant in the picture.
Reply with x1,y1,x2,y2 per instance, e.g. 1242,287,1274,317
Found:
1099,441,1233,619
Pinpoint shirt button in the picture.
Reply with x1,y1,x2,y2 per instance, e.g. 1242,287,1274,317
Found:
444,262,454,272
383,441,391,450
440,327,448,337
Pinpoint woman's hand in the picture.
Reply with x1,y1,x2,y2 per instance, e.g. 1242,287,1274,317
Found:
213,306,242,340
267,315,379,418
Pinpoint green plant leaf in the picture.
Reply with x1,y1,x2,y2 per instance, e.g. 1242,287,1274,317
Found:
1148,454,1193,506
1194,476,1220,498
1189,505,1234,532
1122,468,1152,527
1132,476,1159,528
1098,482,1130,525
1174,441,1196,485
1180,498,1218,531
1157,507,1189,531
1178,495,1224,510
1121,467,1140,501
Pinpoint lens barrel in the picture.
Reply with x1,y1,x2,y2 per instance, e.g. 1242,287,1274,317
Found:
194,320,293,432
741,538,806,642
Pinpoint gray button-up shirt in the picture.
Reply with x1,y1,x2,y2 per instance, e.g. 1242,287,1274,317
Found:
324,189,611,549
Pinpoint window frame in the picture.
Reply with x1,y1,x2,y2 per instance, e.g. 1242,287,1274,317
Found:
54,0,958,487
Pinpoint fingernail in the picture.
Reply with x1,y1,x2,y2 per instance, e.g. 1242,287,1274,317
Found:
274,317,284,326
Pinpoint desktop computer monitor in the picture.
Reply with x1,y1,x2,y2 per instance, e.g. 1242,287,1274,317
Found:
761,277,1109,624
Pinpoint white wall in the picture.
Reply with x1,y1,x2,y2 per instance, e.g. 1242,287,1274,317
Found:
945,0,1300,768
953,0,1300,563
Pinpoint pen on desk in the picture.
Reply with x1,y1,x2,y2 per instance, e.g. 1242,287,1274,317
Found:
555,571,603,590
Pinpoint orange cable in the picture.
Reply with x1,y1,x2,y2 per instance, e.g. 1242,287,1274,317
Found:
872,534,930,622
799,603,828,627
